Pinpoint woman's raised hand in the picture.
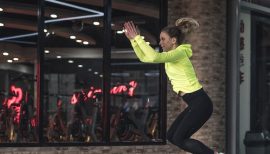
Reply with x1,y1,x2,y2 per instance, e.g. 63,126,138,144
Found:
123,21,139,40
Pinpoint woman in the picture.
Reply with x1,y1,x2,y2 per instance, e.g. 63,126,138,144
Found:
124,18,221,154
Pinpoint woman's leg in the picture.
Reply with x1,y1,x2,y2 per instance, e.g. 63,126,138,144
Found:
167,106,190,144
168,91,214,154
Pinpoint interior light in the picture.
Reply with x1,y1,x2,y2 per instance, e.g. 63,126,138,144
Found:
44,50,50,54
13,58,19,61
99,74,103,78
70,35,76,39
45,0,104,21
78,64,83,68
93,21,100,26
50,14,58,18
0,23,4,27
94,72,98,75
88,68,92,72
83,41,89,45
56,55,61,59
44,29,48,33
111,23,115,26
46,32,50,37
117,30,124,34
0,8,3,12
3,52,9,56
68,60,74,63
76,39,82,43
0,0,104,41
7,60,12,63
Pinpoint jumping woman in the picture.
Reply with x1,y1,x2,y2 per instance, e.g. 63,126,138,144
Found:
123,18,221,154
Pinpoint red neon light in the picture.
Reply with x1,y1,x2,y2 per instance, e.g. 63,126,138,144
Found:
110,85,127,94
128,81,137,96
0,85,24,125
69,81,138,104
7,85,23,108
129,80,137,87
87,90,93,98
71,94,78,105
110,81,137,96
87,87,102,99
94,89,102,93
7,97,16,108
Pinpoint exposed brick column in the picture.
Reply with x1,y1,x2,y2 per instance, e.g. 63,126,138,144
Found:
167,0,227,153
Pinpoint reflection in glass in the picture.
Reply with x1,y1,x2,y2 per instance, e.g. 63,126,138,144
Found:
0,0,164,145
243,0,270,8
110,69,161,142
43,1,104,143
253,16,270,132
110,0,163,143
0,0,38,143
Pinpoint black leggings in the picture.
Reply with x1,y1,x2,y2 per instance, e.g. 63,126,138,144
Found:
167,88,214,154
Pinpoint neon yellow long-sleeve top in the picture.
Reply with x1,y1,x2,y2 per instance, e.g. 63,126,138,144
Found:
130,35,202,94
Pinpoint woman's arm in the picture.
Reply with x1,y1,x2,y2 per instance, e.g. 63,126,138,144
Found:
124,21,189,63
130,39,151,63
124,21,155,63
133,35,189,63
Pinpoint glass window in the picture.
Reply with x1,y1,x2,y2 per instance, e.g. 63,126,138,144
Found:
110,62,162,142
0,0,165,146
251,13,270,132
242,0,270,7
43,0,104,143
110,0,164,143
0,0,39,143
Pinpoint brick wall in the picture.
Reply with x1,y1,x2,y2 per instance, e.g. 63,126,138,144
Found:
167,0,227,153
0,0,226,153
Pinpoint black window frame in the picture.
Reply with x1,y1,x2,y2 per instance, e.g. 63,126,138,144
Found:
0,0,167,147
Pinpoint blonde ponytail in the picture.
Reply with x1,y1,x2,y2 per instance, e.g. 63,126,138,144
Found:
175,17,199,34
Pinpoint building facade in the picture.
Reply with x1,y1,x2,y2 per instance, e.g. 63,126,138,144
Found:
0,0,228,153
238,1,270,154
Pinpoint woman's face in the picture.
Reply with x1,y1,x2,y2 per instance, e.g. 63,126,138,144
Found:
159,31,176,52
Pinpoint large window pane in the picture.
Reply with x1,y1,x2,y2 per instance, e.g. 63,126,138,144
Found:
110,0,163,143
43,0,104,143
252,14,270,132
110,63,161,142
242,0,270,8
0,0,38,143
0,0,165,146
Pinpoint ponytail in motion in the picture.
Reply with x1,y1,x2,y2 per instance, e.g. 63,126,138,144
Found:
161,17,199,45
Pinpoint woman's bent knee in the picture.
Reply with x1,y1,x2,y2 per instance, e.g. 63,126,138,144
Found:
167,134,185,147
